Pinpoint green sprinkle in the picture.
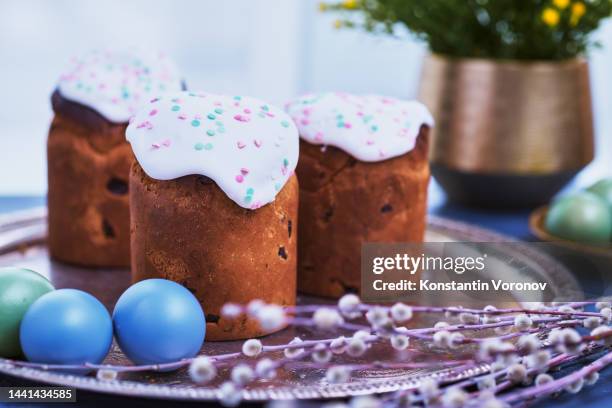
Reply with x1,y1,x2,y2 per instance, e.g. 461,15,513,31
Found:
191,120,200,127
216,120,223,126
246,187,254,196
171,105,180,111
281,120,290,128
214,108,223,114
218,127,226,133
283,158,289,167
337,122,345,128
261,105,269,111
275,183,281,191
233,96,242,101
244,195,252,204
204,143,213,150
371,125,379,132
207,129,215,136
194,143,205,151
207,113,216,120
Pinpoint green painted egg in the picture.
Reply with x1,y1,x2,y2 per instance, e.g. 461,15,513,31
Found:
0,267,55,358
587,178,612,216
545,192,611,243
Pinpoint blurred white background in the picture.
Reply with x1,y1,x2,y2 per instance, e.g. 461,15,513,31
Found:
0,0,609,195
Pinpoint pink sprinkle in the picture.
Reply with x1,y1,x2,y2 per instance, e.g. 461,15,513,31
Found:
178,114,187,120
149,109,158,116
194,114,202,119
151,143,160,149
235,174,244,183
357,111,364,116
366,139,375,145
150,98,159,103
281,167,288,176
241,168,249,175
254,139,262,148
314,132,324,142
266,112,275,118
344,122,352,129
237,141,246,149
214,101,222,106
244,108,251,114
301,118,310,126
162,139,171,147
234,114,250,123
303,108,312,116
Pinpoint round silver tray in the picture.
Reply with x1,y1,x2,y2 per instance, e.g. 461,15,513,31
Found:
0,208,581,402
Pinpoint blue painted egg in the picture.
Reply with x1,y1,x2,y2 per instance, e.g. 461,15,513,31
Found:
20,289,112,365
112,279,206,365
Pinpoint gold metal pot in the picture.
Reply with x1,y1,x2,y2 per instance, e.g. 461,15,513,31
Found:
418,54,594,208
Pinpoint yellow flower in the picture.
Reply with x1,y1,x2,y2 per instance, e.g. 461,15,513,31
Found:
318,2,328,12
334,19,343,29
553,0,570,9
570,2,587,26
542,7,560,27
342,0,358,9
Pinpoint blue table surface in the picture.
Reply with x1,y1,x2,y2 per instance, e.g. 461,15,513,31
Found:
0,195,609,408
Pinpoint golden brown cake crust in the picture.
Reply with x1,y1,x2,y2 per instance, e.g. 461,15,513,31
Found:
130,162,298,341
47,95,132,267
296,127,430,298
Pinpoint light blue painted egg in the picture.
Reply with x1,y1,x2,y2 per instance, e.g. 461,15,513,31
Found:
20,289,112,365
112,279,206,366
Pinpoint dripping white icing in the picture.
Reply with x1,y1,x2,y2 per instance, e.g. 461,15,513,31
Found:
126,91,299,209
286,92,434,162
57,49,182,123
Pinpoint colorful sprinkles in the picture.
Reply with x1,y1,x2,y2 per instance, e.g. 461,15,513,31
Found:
285,92,434,162
126,91,299,210
58,49,182,123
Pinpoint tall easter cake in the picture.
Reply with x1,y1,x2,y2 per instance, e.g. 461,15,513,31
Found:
47,49,182,267
286,92,434,298
127,91,299,341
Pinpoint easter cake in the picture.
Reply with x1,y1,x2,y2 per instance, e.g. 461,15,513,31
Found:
47,49,183,267
286,92,433,298
127,91,299,341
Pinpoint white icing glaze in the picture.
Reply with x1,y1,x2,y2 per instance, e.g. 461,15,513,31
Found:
57,49,183,123
126,91,299,210
285,92,434,162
